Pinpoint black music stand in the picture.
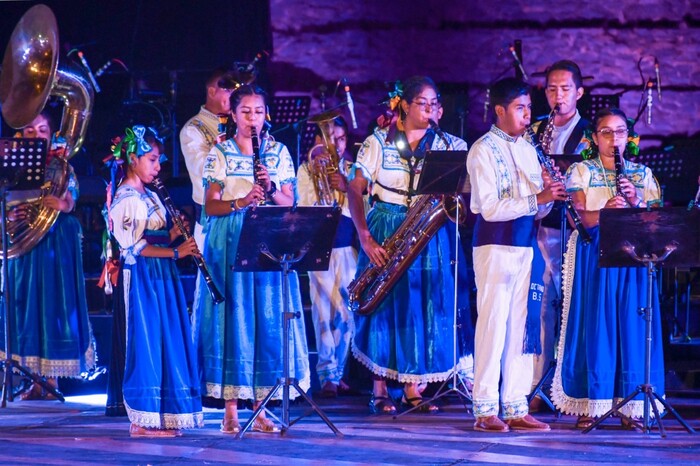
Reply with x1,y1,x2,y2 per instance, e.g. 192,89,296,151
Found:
582,207,699,436
269,96,312,168
232,205,342,438
395,149,472,417
0,138,64,406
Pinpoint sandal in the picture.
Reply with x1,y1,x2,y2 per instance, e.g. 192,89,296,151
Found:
220,418,241,434
252,417,281,433
129,424,178,438
401,395,439,414
620,417,642,432
575,415,595,429
369,394,397,415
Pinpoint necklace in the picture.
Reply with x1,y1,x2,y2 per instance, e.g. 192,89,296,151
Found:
594,158,615,199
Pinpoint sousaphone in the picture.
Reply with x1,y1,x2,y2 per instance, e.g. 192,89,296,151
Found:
0,4,94,258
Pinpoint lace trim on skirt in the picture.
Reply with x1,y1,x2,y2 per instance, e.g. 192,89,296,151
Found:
125,399,203,430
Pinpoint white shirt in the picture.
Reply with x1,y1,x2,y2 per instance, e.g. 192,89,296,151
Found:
550,109,582,155
180,106,220,205
467,125,552,221
203,136,296,202
351,126,468,206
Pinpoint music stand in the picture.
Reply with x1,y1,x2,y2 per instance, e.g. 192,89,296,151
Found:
232,205,342,438
395,149,472,417
583,207,699,436
0,138,64,406
269,96,312,168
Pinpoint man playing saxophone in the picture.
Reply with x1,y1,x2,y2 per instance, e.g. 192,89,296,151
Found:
346,76,472,415
297,115,358,397
528,60,590,412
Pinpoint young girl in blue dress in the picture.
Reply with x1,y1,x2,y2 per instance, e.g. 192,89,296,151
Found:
108,126,203,437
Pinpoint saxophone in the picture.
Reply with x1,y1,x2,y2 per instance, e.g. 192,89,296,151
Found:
347,193,467,316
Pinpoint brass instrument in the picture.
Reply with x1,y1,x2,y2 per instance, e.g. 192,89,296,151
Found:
151,177,224,304
0,4,94,258
307,109,345,206
539,104,559,155
347,193,467,316
250,126,266,205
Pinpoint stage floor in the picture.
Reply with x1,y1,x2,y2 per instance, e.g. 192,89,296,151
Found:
1,393,699,465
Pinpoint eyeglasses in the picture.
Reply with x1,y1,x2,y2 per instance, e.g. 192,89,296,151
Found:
597,128,629,138
411,100,440,110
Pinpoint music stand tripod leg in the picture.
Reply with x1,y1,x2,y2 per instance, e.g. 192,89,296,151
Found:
236,255,341,438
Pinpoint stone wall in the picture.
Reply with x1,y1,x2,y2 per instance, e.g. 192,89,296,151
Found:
269,0,700,149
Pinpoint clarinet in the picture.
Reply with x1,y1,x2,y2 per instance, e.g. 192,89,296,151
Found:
151,177,225,304
613,146,626,201
250,125,266,206
526,126,592,244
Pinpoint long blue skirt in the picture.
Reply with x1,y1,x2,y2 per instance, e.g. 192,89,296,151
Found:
351,201,472,384
552,227,665,418
0,214,94,377
122,256,203,429
194,210,310,401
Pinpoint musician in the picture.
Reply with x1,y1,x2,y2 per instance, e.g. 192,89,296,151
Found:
467,77,566,432
529,60,590,410
194,84,309,434
107,126,203,437
552,108,664,429
0,110,95,400
180,67,236,251
347,75,472,415
297,115,357,397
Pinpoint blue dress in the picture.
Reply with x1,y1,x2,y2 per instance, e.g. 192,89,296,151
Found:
109,185,203,429
349,126,473,384
195,137,310,401
552,158,665,418
0,163,94,378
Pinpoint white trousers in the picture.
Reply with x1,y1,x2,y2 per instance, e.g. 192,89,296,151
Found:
472,244,534,419
308,245,358,385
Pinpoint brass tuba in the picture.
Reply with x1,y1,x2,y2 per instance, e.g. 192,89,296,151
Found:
0,4,94,258
307,109,345,206
347,193,468,316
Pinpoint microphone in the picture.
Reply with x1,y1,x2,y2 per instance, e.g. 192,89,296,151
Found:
483,88,490,122
429,119,450,149
343,79,358,129
95,60,112,77
646,78,653,125
77,51,101,93
509,45,528,81
244,50,269,73
654,58,662,101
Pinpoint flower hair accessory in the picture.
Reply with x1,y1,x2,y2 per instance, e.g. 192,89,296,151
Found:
104,125,167,166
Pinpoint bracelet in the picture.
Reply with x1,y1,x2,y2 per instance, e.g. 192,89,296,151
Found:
230,198,242,212
266,181,277,198
172,248,179,260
